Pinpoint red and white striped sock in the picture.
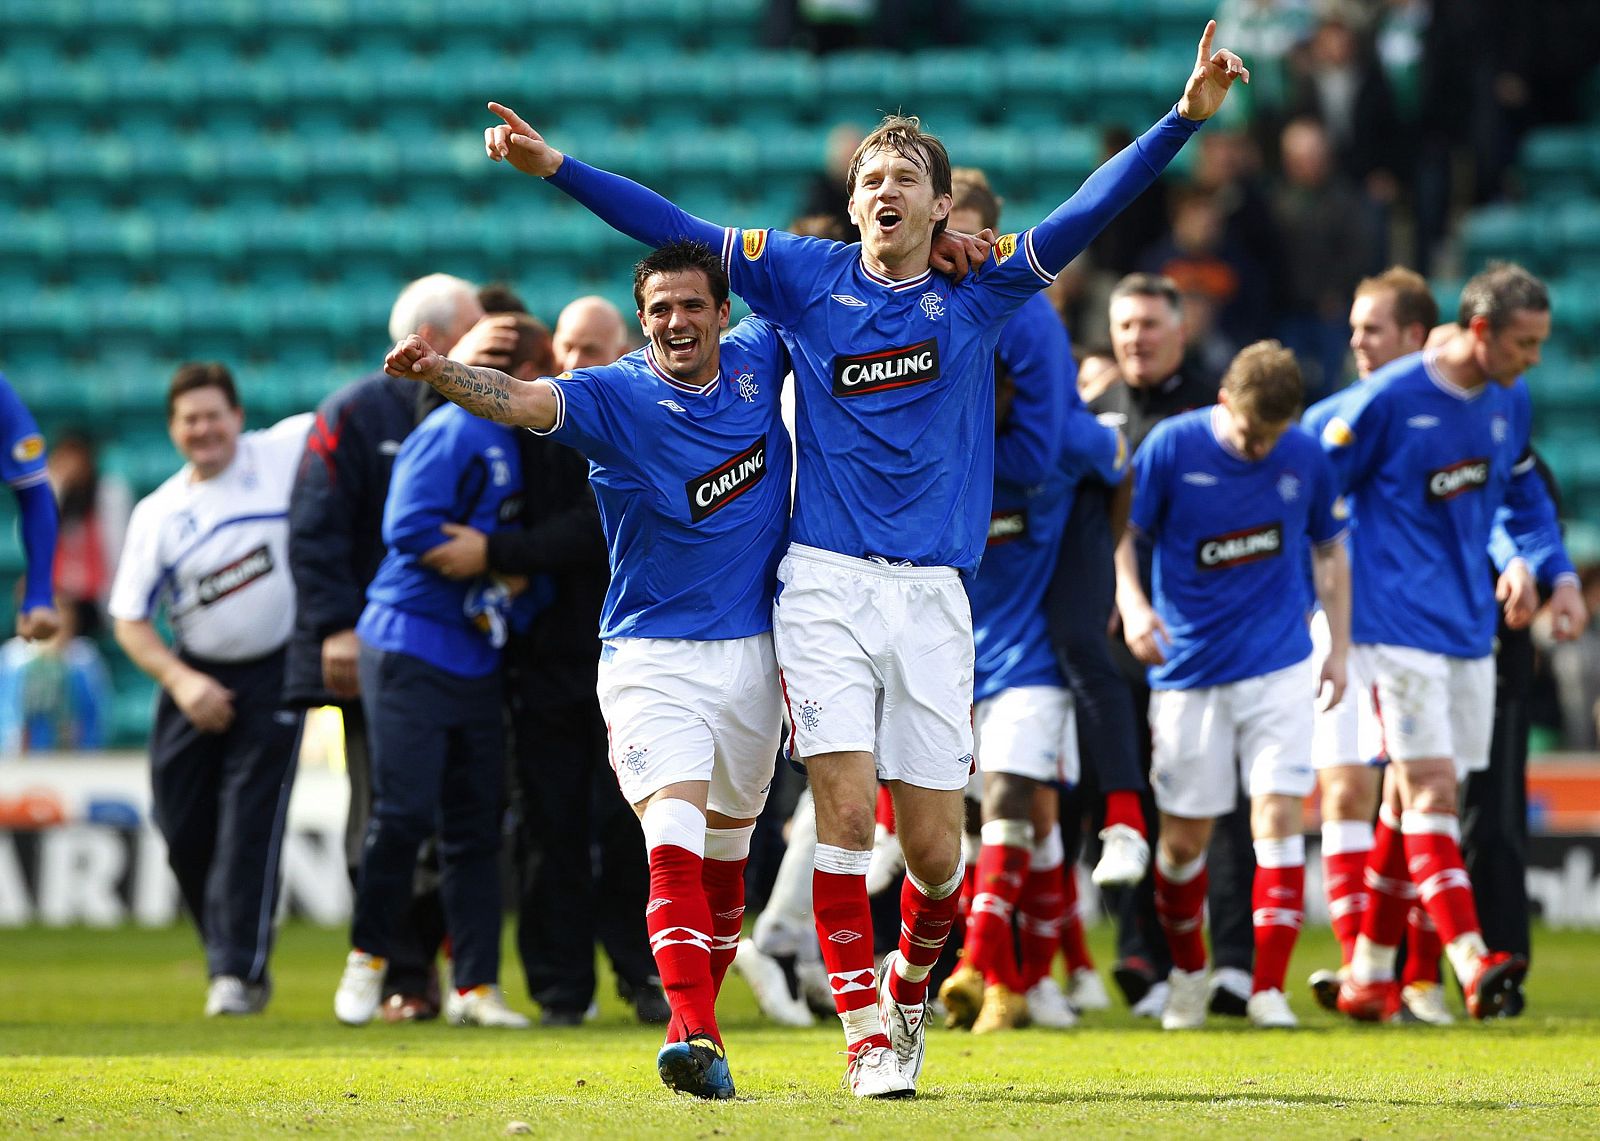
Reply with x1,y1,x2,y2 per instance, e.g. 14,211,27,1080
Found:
1402,904,1443,987
1017,824,1068,990
1401,810,1489,983
890,856,964,1006
965,819,1032,990
812,843,885,1055
702,824,753,998
1251,835,1305,994
1350,805,1409,984
1320,819,1373,966
641,798,718,1043
1154,848,1209,973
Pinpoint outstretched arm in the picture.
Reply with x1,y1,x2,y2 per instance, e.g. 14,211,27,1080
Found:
385,335,559,430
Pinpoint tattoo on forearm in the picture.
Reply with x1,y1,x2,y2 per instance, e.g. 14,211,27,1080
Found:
433,359,514,421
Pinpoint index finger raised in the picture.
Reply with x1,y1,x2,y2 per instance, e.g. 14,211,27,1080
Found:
1196,18,1215,64
488,101,534,136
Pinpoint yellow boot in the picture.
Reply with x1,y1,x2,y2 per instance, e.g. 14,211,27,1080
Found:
971,982,1032,1034
937,960,985,1030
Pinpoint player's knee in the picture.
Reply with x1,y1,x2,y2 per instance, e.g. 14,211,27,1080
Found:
1159,834,1205,867
817,800,875,850
981,773,1033,822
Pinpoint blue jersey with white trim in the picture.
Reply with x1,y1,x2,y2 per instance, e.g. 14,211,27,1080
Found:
1131,408,1345,690
0,376,47,493
539,317,792,641
545,109,1199,575
973,401,1126,701
1303,351,1568,658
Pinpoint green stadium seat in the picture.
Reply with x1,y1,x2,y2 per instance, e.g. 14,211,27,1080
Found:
1520,128,1599,201
1461,206,1553,275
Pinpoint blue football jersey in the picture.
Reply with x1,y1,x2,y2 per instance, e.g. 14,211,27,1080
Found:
0,376,48,492
539,317,792,641
547,109,1199,575
973,402,1127,701
1303,351,1570,658
1131,408,1346,690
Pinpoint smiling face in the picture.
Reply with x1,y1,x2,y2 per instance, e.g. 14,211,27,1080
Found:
637,268,729,387
1109,292,1185,388
1348,289,1418,378
847,144,951,276
169,386,243,480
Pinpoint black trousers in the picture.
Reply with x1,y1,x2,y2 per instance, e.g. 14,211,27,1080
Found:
1463,662,1533,962
511,696,655,1012
150,648,301,983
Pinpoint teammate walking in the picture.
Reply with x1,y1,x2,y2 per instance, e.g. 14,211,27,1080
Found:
483,22,1246,1096
386,242,791,1100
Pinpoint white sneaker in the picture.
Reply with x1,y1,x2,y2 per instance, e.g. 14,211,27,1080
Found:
205,975,252,1017
876,951,926,1088
866,824,907,896
734,939,813,1027
1092,824,1151,888
1025,976,1080,1029
847,1045,915,1099
1400,981,1455,1026
1068,967,1111,1012
450,984,530,1028
1130,980,1170,1019
1162,967,1209,1030
334,951,387,1026
1246,988,1298,1028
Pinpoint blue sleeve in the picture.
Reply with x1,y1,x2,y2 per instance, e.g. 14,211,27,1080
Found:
14,481,58,612
1306,383,1388,494
383,414,478,556
1305,443,1348,545
994,299,1073,486
1128,422,1173,537
545,155,727,252
0,379,48,491
540,364,641,466
1498,454,1578,587
1061,404,1127,487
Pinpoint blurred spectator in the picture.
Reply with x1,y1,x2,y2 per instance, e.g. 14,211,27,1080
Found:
1272,116,1378,400
767,0,964,53
1286,15,1405,197
0,595,112,753
1192,129,1287,321
796,124,865,242
47,430,132,639
551,296,633,372
1076,353,1121,404
1541,565,1600,750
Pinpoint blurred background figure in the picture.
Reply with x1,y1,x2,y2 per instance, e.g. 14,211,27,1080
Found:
1543,565,1600,751
47,430,131,641
0,592,112,754
0,375,59,643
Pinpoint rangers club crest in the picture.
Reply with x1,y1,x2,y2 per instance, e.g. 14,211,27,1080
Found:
1277,473,1300,503
919,291,945,321
735,372,758,402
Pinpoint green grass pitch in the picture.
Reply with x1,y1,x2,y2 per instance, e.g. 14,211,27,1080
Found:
1,921,1597,1138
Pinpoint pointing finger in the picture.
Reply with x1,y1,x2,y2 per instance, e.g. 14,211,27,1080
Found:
1197,19,1215,64
488,101,533,137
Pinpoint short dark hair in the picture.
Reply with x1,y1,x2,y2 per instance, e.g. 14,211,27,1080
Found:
505,313,556,378
1457,261,1549,332
478,282,528,314
1356,266,1438,333
167,362,239,420
847,114,954,242
632,240,730,311
951,166,1002,231
1109,272,1183,316
1222,340,1302,423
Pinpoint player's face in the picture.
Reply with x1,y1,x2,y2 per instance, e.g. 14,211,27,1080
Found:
1217,392,1294,462
1476,308,1550,386
847,146,951,268
169,387,244,479
1109,294,1185,387
637,269,730,387
1348,290,1410,378
555,303,628,371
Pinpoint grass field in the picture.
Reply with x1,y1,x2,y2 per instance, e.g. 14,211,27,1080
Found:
2,922,1597,1138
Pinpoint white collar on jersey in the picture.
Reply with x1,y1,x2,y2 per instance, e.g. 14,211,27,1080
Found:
1209,405,1252,462
858,259,933,293
1422,348,1487,401
645,348,720,396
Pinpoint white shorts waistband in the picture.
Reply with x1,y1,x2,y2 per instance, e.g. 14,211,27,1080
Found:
785,542,958,582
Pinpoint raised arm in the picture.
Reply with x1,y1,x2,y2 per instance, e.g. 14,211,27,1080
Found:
485,101,725,252
1028,23,1247,276
385,335,559,430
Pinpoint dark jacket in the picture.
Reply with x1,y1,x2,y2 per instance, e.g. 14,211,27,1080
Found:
284,371,421,705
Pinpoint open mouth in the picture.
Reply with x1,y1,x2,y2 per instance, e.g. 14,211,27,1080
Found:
875,209,903,235
665,335,696,356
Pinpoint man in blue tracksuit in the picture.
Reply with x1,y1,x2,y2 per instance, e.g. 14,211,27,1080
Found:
332,398,546,1028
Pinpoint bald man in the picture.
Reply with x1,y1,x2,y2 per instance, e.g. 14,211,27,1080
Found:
553,296,631,372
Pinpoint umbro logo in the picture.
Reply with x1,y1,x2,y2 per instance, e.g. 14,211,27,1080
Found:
831,293,867,307
1406,414,1440,429
1183,472,1219,486
658,399,687,413
828,929,864,944
379,439,403,455
646,898,671,915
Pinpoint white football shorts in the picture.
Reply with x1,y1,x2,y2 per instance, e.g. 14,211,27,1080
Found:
1309,608,1384,770
1149,657,1317,818
974,685,1079,786
773,544,975,791
1353,642,1494,777
596,633,782,820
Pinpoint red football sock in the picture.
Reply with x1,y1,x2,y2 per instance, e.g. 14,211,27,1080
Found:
1103,790,1147,837
965,822,1031,990
813,844,886,1053
1154,851,1208,973
1402,812,1481,947
701,857,746,998
875,784,896,832
1321,820,1373,965
645,843,719,1043
1251,838,1305,994
1402,904,1443,986
1017,862,1069,989
890,860,963,1006
1359,809,1412,950
1058,865,1093,974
